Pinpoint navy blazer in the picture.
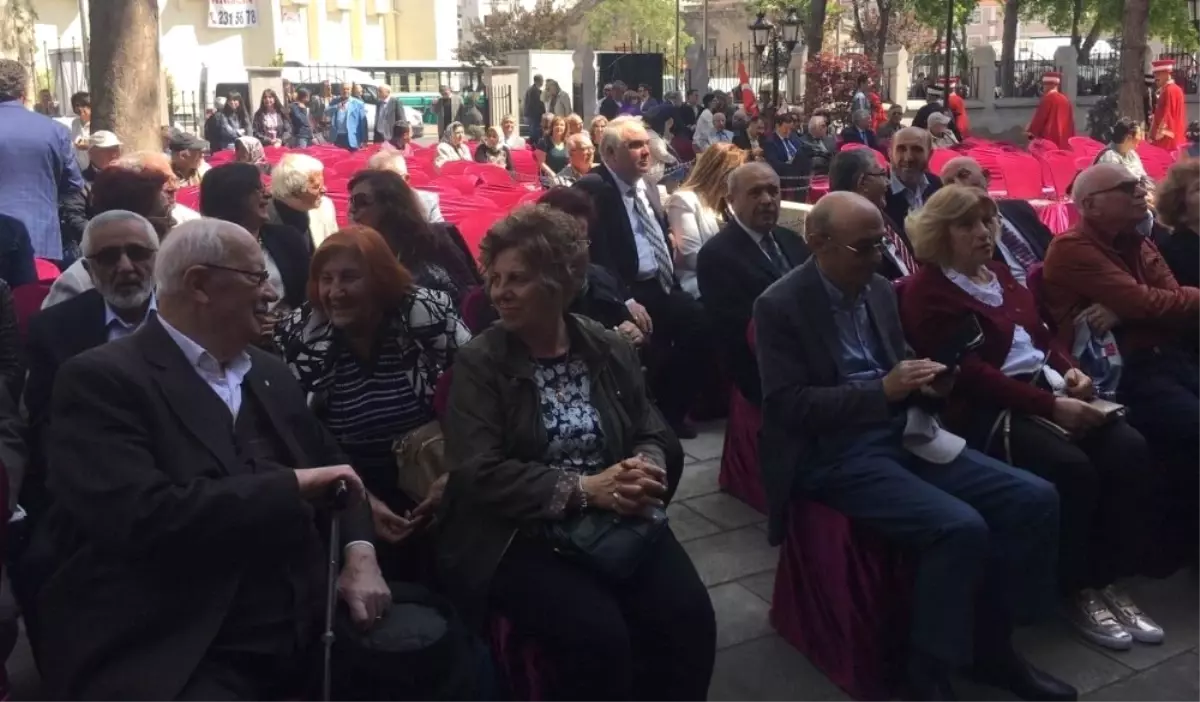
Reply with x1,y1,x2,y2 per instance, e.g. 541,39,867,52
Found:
762,133,813,198
838,126,883,154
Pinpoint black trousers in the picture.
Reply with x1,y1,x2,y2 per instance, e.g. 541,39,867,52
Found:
981,414,1163,594
489,530,715,701
631,281,711,426
176,644,318,700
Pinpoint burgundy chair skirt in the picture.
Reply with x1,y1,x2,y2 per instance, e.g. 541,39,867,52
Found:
489,615,552,701
771,498,914,700
717,386,766,513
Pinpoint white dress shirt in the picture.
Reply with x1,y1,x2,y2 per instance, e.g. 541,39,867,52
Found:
667,190,723,298
610,170,664,281
158,315,253,419
105,295,157,342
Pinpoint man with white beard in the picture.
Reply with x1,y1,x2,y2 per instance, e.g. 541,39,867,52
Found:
19,210,160,543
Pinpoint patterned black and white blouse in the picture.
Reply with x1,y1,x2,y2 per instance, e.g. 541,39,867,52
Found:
535,355,607,476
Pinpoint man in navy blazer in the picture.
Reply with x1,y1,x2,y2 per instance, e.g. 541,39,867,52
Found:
762,113,812,201
885,127,943,239
838,108,884,154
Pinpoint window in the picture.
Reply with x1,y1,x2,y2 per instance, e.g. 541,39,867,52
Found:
969,8,982,24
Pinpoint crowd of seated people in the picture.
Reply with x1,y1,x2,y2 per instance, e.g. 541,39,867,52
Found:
1,47,1198,701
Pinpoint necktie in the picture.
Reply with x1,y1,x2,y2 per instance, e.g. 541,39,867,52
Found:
885,221,919,275
783,139,796,161
760,233,788,274
999,218,1039,270
628,187,674,292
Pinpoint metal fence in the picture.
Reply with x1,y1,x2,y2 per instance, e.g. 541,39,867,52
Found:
907,51,968,98
1077,52,1121,97
1001,57,1058,97
167,90,206,136
1158,45,1199,95
15,38,89,117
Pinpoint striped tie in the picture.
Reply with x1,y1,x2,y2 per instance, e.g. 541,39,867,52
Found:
629,187,674,292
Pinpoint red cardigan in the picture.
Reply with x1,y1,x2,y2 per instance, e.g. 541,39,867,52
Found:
899,262,1076,425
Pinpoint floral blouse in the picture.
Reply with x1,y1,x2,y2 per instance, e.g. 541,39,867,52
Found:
535,356,607,475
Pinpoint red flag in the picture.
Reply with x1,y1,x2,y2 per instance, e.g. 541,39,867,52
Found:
738,60,758,117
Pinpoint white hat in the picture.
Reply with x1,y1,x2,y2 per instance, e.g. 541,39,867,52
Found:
88,130,121,148
902,407,966,464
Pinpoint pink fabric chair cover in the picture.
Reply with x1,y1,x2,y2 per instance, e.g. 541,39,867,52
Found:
771,498,913,700
1036,200,1077,235
176,186,201,212
470,164,519,188
34,258,60,283
718,386,766,513
12,283,50,343
455,214,503,258
806,176,830,204
1067,136,1103,159
927,149,958,179
994,152,1045,200
489,615,551,701
439,160,473,177
1039,149,1080,200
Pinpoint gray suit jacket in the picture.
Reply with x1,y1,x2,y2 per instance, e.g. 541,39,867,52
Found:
752,258,911,544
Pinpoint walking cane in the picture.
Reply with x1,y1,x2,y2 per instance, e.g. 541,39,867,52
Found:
322,479,351,702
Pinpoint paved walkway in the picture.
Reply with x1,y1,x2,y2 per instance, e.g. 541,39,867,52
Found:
9,420,1197,700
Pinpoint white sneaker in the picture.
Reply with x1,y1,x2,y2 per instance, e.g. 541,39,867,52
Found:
1065,589,1133,650
1099,584,1165,644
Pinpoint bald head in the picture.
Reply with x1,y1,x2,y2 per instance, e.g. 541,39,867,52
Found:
807,192,887,292
1072,163,1133,202
727,162,781,232
939,156,988,190
807,191,881,245
1073,163,1149,233
892,127,932,188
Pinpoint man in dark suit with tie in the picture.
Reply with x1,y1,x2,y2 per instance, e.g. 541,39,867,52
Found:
838,108,884,155
574,115,710,438
675,89,702,140
886,127,943,241
697,163,809,406
33,219,390,700
828,148,919,281
939,156,1053,285
754,191,1074,701
763,113,812,202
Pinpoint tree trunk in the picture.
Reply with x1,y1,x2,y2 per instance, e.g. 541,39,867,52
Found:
89,0,160,152
1000,0,1019,97
874,0,891,65
1117,0,1148,124
1076,18,1102,64
1069,0,1083,51
807,0,827,57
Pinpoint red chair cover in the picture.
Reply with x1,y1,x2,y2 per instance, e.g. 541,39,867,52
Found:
927,149,958,179
455,214,503,259
437,174,482,197
439,160,473,177
718,387,765,512
1067,136,1104,159
771,499,913,700
176,186,201,212
460,286,488,334
1039,149,1080,200
993,152,1045,200
468,164,518,188
12,283,50,342
1036,200,1078,236
489,615,551,701
34,258,60,283
509,150,539,180
806,176,830,204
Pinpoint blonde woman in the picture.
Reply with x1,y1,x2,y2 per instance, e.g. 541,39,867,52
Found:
588,115,608,164
666,142,747,298
898,185,1166,651
565,113,584,136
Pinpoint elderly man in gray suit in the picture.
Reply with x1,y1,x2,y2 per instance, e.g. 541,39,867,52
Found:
752,191,1075,702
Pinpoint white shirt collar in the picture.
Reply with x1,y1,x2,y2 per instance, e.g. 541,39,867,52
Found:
731,211,768,245
609,169,644,198
104,293,157,332
890,171,929,196
157,314,253,379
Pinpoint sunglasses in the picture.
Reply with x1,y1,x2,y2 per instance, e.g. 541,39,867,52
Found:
88,244,155,266
1088,179,1142,198
202,263,271,286
842,237,887,257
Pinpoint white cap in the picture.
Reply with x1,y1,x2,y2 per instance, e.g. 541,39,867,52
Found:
902,407,966,464
89,130,121,148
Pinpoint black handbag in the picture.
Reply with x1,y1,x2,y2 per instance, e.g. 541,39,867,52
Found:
543,508,669,581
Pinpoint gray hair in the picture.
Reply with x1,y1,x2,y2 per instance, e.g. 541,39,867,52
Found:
565,133,594,152
928,111,952,128
808,115,827,131
852,108,872,123
725,162,778,197
155,218,254,297
600,115,645,161
367,150,407,175
664,90,682,103
828,148,879,193
81,210,158,257
271,153,325,199
111,151,170,172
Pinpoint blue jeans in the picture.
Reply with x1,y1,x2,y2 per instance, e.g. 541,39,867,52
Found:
801,424,1059,667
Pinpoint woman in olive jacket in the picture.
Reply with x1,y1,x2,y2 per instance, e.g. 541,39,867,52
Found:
437,205,715,701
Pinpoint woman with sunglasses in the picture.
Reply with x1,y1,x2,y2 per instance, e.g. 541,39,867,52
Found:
899,185,1167,652
199,163,311,343
827,148,917,280
346,169,480,305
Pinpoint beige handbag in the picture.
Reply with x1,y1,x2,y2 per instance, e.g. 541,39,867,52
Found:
392,420,447,502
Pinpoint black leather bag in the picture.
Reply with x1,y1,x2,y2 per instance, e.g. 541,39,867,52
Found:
543,508,669,581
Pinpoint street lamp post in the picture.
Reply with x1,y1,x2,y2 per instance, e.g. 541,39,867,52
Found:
749,8,802,109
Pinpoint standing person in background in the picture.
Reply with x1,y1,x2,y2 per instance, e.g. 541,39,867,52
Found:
1025,72,1074,149
850,74,871,115
598,81,622,121
0,59,86,263
455,92,485,138
524,75,546,143
69,92,91,172
373,84,396,144
1150,59,1186,152
947,82,970,138
675,89,701,140
251,88,290,148
33,89,59,117
289,87,315,148
312,80,333,141
325,83,368,152
912,83,945,130
637,83,659,113
544,79,572,118
434,85,463,141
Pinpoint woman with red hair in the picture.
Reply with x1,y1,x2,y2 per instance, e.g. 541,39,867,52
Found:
275,225,470,577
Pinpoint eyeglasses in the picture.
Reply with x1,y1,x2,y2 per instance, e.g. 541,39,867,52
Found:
350,193,377,209
842,238,886,256
1088,180,1142,198
87,244,156,266
202,263,271,286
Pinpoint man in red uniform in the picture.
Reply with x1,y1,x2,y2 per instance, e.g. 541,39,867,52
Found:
1150,59,1185,151
946,76,970,138
1025,71,1075,149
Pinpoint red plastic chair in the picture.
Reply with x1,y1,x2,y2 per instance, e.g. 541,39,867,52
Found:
34,258,60,283
12,282,50,342
329,159,368,179
438,160,473,177
1136,142,1174,181
1067,136,1104,159
509,150,539,180
478,188,530,211
1028,138,1057,156
469,164,518,188
718,321,766,513
993,152,1046,200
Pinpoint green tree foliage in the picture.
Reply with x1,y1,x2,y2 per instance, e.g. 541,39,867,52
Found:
911,0,978,76
586,0,693,57
454,0,569,69
1022,0,1196,59
846,0,939,63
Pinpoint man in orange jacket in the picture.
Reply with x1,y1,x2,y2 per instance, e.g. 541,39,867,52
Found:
1150,59,1185,151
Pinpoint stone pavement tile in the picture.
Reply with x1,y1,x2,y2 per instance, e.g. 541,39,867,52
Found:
1083,651,1199,701
1013,619,1135,695
708,635,849,701
708,582,775,650
685,492,766,531
666,501,722,543
738,569,778,603
680,421,727,462
683,526,779,587
1086,572,1199,671
672,459,721,502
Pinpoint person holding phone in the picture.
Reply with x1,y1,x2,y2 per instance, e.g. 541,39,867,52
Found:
900,185,1168,652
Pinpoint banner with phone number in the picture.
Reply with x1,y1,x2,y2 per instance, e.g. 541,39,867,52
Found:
208,0,259,28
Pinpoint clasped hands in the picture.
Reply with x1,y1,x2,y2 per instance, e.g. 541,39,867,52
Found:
581,455,668,517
